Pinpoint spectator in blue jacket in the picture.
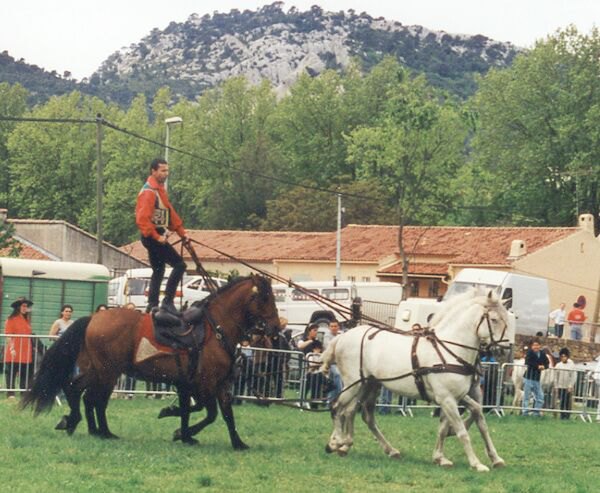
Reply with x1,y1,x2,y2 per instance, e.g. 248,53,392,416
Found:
522,339,549,416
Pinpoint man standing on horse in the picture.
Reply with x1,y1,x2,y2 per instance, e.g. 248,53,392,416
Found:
136,158,188,314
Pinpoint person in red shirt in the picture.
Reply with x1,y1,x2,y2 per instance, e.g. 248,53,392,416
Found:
3,297,33,398
135,158,188,314
566,302,586,341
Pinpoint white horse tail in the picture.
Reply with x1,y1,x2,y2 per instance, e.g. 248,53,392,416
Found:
320,337,339,377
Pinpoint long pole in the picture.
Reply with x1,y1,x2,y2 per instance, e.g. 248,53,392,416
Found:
336,193,342,283
164,124,170,191
95,114,104,264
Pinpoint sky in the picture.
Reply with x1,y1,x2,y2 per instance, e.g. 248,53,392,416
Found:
1,0,599,80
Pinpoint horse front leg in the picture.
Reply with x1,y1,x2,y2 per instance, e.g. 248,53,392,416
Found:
173,396,218,441
438,397,489,472
217,385,248,450
328,382,361,457
55,378,83,435
462,395,505,468
360,383,401,459
433,413,454,467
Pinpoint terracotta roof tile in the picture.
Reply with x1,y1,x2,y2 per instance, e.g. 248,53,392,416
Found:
122,224,579,266
0,241,51,260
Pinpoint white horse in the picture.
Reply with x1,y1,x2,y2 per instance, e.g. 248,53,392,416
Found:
321,290,512,472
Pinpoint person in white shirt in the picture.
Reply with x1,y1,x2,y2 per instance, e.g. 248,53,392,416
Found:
549,303,566,338
323,320,343,404
593,358,600,422
554,348,576,419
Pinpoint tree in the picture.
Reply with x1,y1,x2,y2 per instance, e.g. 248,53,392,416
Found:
470,27,600,229
0,82,28,209
6,92,112,230
0,220,21,256
346,75,468,292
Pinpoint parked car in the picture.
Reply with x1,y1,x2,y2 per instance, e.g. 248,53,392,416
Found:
182,276,228,307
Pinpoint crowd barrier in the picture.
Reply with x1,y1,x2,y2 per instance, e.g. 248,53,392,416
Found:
2,335,599,421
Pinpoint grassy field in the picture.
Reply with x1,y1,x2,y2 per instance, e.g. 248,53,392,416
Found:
1,396,599,493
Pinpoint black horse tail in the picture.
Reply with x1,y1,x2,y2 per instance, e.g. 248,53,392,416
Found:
21,316,91,415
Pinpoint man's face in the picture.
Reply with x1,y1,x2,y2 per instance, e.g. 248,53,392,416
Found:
560,354,568,363
152,163,169,184
329,322,340,335
531,342,541,352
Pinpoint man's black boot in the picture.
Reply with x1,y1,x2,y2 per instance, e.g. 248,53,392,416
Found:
160,299,179,316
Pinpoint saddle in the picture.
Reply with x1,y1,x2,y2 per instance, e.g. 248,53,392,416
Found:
152,303,206,351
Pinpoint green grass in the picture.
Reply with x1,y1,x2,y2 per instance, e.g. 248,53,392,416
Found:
1,397,599,493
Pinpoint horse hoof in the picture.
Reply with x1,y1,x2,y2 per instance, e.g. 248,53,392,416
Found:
100,432,119,440
325,444,334,454
158,405,179,419
493,459,506,468
173,429,182,442
473,464,490,473
388,450,401,460
55,416,68,430
233,442,249,451
337,450,348,457
434,457,453,468
182,437,199,446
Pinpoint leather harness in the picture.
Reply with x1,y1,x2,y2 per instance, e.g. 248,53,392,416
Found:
354,311,508,402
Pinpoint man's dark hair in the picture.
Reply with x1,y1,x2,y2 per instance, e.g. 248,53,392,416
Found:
530,338,541,346
559,347,570,357
150,158,167,171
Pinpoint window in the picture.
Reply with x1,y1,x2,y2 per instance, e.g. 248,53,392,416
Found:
361,276,371,282
322,288,350,301
347,276,356,282
501,288,513,309
291,289,319,301
409,281,419,297
126,278,148,296
428,281,440,298
274,288,286,303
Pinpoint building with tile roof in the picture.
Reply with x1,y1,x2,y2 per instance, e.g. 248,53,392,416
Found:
123,214,600,325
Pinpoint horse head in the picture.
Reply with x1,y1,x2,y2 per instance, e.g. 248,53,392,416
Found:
244,274,281,338
477,290,513,350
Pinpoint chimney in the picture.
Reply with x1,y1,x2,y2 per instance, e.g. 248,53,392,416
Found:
508,239,527,259
578,213,594,234
0,208,7,223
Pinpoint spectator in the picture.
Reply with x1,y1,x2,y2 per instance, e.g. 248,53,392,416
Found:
49,304,74,337
522,339,549,417
305,340,327,408
554,348,576,420
549,303,566,338
297,323,320,354
268,317,291,399
3,297,34,399
95,304,108,312
233,336,253,403
567,302,586,341
323,320,343,404
249,328,272,400
480,350,498,407
594,358,600,423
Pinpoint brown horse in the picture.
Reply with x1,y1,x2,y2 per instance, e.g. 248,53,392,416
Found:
21,275,280,448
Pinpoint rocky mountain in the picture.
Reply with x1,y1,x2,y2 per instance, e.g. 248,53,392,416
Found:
92,3,520,103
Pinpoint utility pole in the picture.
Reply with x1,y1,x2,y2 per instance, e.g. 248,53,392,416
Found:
95,114,104,264
335,193,342,283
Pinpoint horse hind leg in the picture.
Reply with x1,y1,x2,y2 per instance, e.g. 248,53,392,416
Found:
55,380,84,435
433,413,455,467
328,382,363,456
360,383,401,459
95,386,119,439
438,397,489,472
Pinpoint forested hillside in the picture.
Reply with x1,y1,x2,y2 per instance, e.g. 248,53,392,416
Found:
0,27,598,246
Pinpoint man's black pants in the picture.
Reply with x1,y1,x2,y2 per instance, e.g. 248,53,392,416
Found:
141,236,187,307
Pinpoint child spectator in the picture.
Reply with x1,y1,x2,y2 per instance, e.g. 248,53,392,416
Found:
554,348,576,419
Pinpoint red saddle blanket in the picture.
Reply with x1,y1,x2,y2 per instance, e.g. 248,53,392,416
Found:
134,313,188,363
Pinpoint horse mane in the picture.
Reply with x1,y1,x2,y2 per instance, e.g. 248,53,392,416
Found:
429,289,480,327
200,274,271,305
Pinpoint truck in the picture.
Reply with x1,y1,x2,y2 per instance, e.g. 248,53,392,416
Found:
0,257,110,335
273,280,403,331
395,268,551,339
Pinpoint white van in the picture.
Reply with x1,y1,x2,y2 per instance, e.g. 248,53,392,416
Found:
273,281,403,328
395,268,550,338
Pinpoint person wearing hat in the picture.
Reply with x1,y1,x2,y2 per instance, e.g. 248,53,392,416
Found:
3,297,33,399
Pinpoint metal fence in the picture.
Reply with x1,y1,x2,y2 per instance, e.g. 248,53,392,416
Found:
360,300,397,327
2,335,599,421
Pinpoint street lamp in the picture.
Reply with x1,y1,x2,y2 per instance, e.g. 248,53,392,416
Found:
164,116,183,163
164,116,183,190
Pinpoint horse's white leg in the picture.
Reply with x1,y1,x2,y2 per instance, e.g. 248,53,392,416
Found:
438,397,489,472
462,395,505,468
328,382,361,456
433,414,454,467
360,384,401,459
